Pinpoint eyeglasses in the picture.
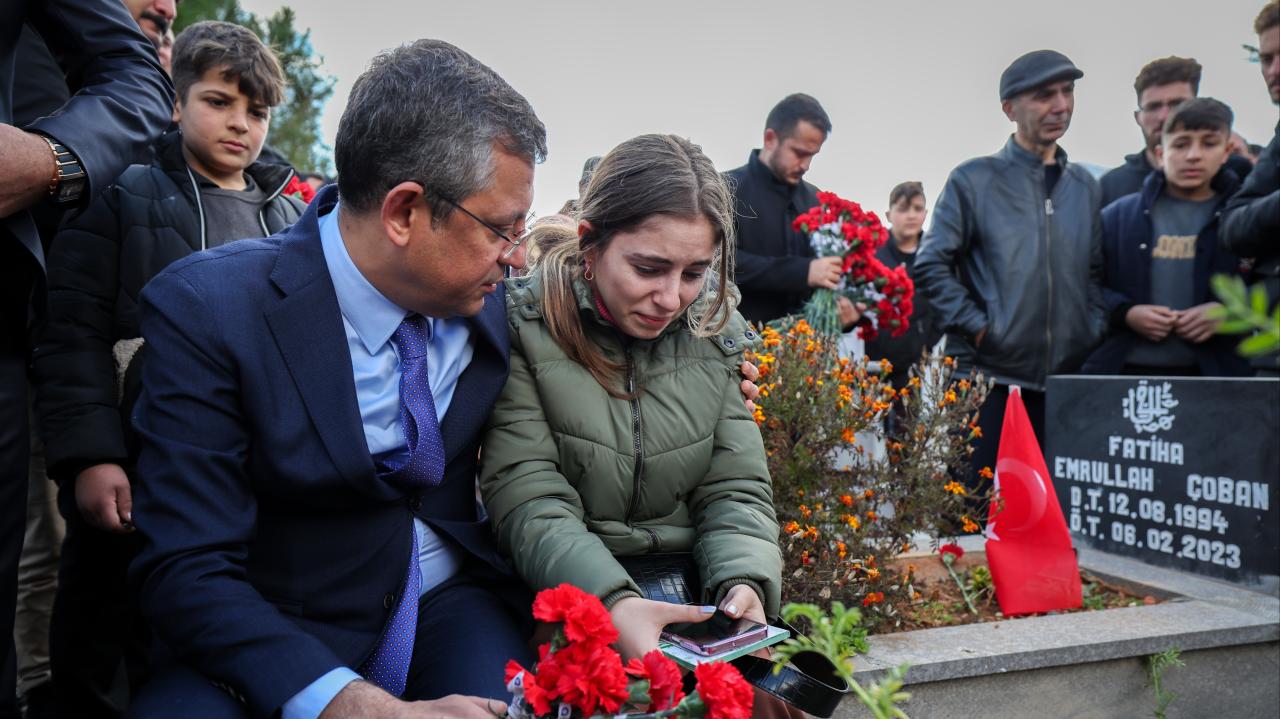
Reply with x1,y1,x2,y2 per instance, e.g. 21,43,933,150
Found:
434,193,528,259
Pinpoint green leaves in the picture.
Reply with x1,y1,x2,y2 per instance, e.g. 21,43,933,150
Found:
1210,274,1280,361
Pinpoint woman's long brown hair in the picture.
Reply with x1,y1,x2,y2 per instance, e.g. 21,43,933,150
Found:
526,134,737,398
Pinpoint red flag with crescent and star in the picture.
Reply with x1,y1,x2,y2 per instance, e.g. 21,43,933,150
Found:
985,386,1082,615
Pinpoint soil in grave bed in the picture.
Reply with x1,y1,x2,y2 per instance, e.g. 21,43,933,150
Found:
880,567,1159,633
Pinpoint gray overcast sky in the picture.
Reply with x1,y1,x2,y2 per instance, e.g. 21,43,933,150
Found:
243,0,1276,221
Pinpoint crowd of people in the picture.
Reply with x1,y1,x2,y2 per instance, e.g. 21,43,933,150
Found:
0,0,1276,718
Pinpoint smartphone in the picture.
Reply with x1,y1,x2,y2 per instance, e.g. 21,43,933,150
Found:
660,610,768,656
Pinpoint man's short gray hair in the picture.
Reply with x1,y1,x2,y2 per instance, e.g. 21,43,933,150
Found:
335,39,547,219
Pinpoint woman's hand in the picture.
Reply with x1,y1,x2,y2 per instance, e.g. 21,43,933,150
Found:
609,596,715,661
717,584,766,624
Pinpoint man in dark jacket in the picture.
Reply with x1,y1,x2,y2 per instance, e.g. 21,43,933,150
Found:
727,94,858,326
1100,56,1251,208
0,2,172,715
1220,2,1280,376
915,49,1107,491
1085,99,1250,378
30,22,300,717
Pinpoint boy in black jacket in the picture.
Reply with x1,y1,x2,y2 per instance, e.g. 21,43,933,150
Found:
30,21,302,717
1085,98,1249,378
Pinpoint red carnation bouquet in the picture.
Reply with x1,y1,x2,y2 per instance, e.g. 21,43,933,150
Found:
283,175,316,204
504,584,754,719
792,191,914,340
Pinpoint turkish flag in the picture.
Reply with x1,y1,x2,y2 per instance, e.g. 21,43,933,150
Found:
984,386,1082,616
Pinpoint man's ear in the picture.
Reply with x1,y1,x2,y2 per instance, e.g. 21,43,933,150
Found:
1133,108,1142,129
381,182,430,249
1001,99,1016,122
762,128,779,152
1154,143,1166,168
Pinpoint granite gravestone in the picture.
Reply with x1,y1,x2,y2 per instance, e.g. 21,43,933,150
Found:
1046,376,1279,582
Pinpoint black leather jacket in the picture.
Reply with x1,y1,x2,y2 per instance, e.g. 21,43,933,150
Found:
915,136,1107,390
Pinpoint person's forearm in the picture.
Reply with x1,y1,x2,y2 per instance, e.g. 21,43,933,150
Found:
0,125,56,218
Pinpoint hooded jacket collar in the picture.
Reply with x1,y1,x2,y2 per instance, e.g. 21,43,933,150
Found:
154,128,296,197
1138,163,1242,213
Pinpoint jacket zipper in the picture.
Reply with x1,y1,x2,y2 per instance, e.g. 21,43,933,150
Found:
258,169,296,235
623,348,651,550
184,166,208,251
1043,196,1054,382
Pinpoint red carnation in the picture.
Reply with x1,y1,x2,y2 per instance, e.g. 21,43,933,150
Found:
693,663,754,719
625,650,685,710
530,640,631,716
283,175,316,203
940,543,965,562
532,584,618,645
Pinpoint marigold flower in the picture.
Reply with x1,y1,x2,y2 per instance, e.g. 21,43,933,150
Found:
836,541,847,559
838,385,853,403
909,376,922,388
795,488,805,497
844,514,861,530
958,379,971,392
943,356,955,366
865,511,877,521
944,390,958,404
969,423,983,438
803,525,819,541
862,591,885,606
841,427,856,444
866,567,881,580
881,361,894,375
783,521,800,534
863,489,875,500
944,481,967,496
839,494,854,507
978,466,994,480
800,550,811,565
962,516,980,533
799,504,811,519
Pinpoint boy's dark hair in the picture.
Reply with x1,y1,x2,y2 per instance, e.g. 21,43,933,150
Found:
1163,97,1233,136
1256,2,1279,34
889,181,924,209
1133,56,1201,102
765,93,832,139
172,21,286,107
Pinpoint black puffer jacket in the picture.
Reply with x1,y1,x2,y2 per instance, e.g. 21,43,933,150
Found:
915,137,1108,390
32,131,303,482
1220,121,1280,373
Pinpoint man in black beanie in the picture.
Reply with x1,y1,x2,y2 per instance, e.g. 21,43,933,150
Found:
915,49,1107,497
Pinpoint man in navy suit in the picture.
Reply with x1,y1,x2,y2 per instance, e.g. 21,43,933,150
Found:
126,40,547,719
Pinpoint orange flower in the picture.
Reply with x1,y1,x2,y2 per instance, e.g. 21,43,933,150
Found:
838,385,853,403
866,567,881,580
979,466,994,480
839,494,854,507
881,360,894,375
958,379,971,392
783,521,800,534
944,481,967,496
865,511,877,521
844,514,861,530
752,405,766,426
800,550,811,565
862,591,884,606
943,356,955,366
836,541,847,559
962,515,980,533
803,525,819,541
909,376,922,388
841,427,856,444
969,423,983,438
863,489,875,500
799,504,811,519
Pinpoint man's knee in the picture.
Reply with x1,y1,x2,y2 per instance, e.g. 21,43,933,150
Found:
127,666,249,719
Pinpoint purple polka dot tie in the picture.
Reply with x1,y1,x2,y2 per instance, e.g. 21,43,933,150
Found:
359,314,446,696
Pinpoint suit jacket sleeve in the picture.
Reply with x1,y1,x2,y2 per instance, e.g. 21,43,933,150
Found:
1098,203,1136,328
1220,129,1279,258
31,182,130,480
915,169,988,338
130,269,344,717
22,0,173,206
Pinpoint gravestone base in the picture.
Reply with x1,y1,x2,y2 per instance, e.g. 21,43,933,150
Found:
838,538,1279,718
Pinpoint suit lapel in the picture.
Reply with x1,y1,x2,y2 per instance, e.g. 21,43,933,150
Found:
263,193,393,499
439,288,510,461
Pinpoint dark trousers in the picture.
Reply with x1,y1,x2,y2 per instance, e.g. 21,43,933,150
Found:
50,485,147,719
966,383,1047,505
0,348,29,719
125,564,534,717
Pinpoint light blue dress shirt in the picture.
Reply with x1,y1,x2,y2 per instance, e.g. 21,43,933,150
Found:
283,203,474,719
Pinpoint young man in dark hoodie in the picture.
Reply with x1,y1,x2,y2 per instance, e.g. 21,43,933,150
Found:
30,21,302,717
1086,98,1250,378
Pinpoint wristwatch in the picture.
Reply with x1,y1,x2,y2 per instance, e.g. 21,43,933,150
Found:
38,134,87,205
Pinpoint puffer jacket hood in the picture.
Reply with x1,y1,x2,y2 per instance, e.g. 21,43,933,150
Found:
915,135,1108,390
480,270,783,614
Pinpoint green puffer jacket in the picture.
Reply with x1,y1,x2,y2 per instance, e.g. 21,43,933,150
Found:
480,271,782,615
